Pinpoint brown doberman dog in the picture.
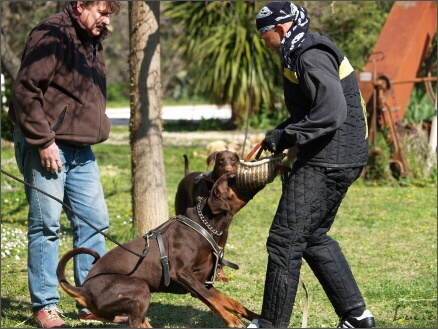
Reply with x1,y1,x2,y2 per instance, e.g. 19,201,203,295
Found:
174,150,240,283
57,173,263,328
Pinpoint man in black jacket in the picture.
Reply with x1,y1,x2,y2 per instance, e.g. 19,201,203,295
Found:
248,2,375,328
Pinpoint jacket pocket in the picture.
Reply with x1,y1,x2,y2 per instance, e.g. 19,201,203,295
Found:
52,106,67,131
13,126,26,174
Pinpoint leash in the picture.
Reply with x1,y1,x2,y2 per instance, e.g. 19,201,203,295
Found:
2,169,238,287
0,169,149,258
299,276,309,328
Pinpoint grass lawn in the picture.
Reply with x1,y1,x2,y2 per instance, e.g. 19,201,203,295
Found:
1,126,436,328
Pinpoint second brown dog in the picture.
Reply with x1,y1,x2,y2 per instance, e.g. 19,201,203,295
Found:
174,150,240,215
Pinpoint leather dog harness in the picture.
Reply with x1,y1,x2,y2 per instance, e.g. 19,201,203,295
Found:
175,214,239,285
142,204,238,287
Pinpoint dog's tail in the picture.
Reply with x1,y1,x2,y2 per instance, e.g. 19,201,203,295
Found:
56,247,100,310
183,154,190,176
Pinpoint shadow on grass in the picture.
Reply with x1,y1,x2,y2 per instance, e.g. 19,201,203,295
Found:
146,301,226,328
162,118,236,132
1,296,33,327
1,296,228,328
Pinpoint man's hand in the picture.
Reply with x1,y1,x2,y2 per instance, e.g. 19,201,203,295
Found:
39,143,62,174
262,129,283,153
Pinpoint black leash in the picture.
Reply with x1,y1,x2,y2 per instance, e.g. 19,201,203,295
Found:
1,168,148,258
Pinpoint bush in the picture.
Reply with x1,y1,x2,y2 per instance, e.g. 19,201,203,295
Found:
404,87,435,124
364,124,437,186
107,81,130,106
364,130,399,184
399,123,437,187
1,109,14,142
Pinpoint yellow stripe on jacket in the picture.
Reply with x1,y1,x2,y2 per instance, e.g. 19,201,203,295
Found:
284,57,354,84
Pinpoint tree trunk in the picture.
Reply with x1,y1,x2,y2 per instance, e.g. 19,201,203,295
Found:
128,1,168,237
1,30,21,80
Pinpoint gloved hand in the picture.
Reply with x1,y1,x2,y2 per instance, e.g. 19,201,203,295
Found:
262,129,284,153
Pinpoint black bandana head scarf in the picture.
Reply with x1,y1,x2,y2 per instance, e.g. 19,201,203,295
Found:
256,1,310,70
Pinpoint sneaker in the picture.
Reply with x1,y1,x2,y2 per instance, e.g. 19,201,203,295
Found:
247,319,259,328
33,307,69,328
337,309,375,328
78,312,128,324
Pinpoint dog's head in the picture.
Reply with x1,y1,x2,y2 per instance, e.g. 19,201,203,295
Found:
207,172,264,216
206,151,240,180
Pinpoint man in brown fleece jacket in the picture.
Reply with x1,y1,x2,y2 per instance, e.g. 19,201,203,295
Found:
8,2,123,327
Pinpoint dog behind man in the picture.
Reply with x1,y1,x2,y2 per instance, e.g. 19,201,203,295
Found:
174,150,240,215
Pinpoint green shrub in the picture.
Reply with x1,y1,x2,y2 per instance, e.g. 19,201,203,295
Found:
1,109,14,142
364,130,399,184
399,123,437,187
1,75,14,142
404,87,435,124
106,81,130,106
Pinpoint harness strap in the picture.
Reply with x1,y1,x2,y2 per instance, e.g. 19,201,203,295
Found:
194,172,215,183
221,258,239,270
176,215,220,253
140,244,150,258
176,215,239,284
144,219,175,287
143,215,239,286
156,232,170,286
176,215,239,269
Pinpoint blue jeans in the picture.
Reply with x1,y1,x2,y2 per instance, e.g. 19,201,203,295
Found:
13,127,109,313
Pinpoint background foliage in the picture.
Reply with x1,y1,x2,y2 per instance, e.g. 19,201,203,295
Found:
163,1,396,125
1,1,394,118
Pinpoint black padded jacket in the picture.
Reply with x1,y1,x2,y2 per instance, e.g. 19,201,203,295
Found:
277,32,368,168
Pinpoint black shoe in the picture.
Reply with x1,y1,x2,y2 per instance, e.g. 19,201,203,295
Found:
337,309,375,328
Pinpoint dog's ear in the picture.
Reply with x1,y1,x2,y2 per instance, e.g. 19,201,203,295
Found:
208,173,234,214
206,152,218,169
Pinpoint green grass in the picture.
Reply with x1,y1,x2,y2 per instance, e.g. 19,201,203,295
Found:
1,127,436,328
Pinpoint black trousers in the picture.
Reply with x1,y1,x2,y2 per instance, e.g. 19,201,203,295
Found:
259,162,366,328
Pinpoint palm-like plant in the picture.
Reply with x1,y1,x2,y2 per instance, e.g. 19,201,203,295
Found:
164,1,282,126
